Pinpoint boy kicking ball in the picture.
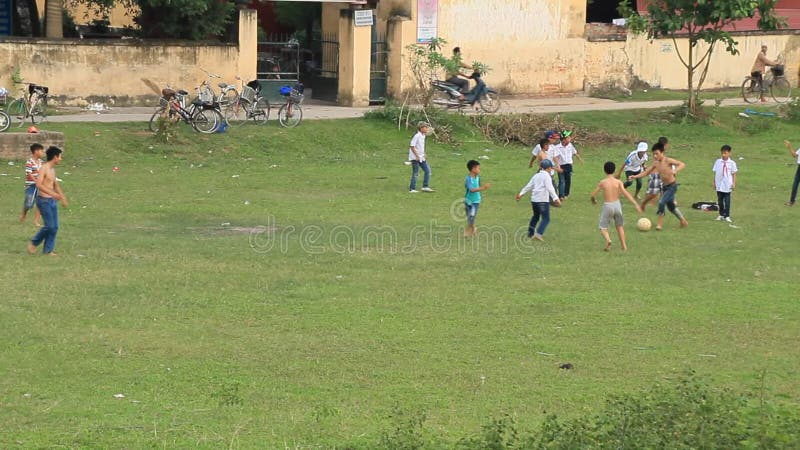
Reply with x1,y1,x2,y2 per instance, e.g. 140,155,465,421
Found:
591,161,643,251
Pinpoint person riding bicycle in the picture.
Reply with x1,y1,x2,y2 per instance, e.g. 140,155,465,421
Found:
751,43,779,102
446,47,473,99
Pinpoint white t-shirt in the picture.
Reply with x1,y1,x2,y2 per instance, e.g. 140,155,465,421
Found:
408,132,426,161
531,144,542,157
549,143,564,165
624,150,648,172
795,148,800,164
712,158,738,192
518,170,559,202
558,143,578,165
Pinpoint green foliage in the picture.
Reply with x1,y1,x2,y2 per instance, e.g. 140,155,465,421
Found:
153,114,180,143
70,0,235,40
363,102,462,145
379,405,428,450
11,67,23,84
274,2,320,37
780,97,800,121
619,0,782,114
737,114,776,134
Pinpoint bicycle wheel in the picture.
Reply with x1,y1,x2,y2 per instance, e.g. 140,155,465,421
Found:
31,97,48,125
220,89,238,108
148,107,168,132
192,107,222,133
248,97,270,125
7,99,29,127
479,90,501,113
0,111,10,132
224,98,248,125
771,77,792,104
741,78,761,104
278,102,302,128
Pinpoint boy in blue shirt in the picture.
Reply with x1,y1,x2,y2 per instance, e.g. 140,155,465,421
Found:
464,160,491,237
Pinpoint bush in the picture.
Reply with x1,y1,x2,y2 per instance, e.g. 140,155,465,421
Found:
780,97,800,121
364,102,461,145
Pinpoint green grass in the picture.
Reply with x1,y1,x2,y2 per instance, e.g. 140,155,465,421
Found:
1,110,798,448
594,87,743,102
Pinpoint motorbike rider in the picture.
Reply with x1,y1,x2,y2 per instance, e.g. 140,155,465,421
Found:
446,47,473,99
751,43,779,102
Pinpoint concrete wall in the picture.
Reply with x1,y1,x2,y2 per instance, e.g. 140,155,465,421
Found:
0,10,258,106
0,131,65,160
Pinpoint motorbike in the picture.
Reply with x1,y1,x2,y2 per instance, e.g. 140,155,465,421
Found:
431,71,501,113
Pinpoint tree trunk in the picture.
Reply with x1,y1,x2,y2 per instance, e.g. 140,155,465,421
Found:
687,40,697,114
45,0,63,38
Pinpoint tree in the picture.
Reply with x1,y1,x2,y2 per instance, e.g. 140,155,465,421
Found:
619,0,783,115
69,0,235,40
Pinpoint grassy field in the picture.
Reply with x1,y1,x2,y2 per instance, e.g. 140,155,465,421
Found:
592,87,744,102
1,108,798,448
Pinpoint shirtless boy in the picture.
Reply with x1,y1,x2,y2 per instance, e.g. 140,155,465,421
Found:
629,144,687,230
27,146,68,255
591,161,643,251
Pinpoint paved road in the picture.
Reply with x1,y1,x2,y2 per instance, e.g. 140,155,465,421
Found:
43,96,756,123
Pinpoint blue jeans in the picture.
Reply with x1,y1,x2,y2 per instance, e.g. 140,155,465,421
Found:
558,164,573,198
528,202,550,237
790,164,800,203
409,160,431,191
657,182,684,220
31,197,59,254
23,185,38,211
465,202,480,225
717,191,731,217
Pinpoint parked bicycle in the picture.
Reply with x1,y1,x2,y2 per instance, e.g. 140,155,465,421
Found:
6,82,49,127
277,84,304,128
198,68,239,109
225,78,270,125
742,64,792,104
148,87,223,134
0,88,10,132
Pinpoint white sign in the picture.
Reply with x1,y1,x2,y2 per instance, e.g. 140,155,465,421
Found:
354,10,374,27
417,0,438,43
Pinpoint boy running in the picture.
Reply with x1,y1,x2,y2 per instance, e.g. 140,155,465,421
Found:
464,160,491,237
515,160,561,241
27,146,67,256
712,145,737,222
640,137,669,211
408,121,434,193
591,161,643,251
784,139,800,206
630,144,688,230
20,143,44,226
617,142,648,199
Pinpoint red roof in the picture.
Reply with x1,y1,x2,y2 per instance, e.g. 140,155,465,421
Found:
636,0,800,31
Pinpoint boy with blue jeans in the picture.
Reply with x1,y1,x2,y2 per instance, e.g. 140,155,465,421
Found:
516,159,561,241
630,145,687,230
20,143,44,226
409,121,434,193
27,146,67,256
464,160,491,237
712,145,737,221
554,130,583,200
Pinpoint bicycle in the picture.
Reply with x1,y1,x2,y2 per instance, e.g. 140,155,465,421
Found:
741,64,792,104
198,68,239,109
148,87,223,134
6,83,49,127
225,78,270,126
0,89,10,132
277,84,304,128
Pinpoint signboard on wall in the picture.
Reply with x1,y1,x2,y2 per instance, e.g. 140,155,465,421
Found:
354,9,374,27
417,0,438,43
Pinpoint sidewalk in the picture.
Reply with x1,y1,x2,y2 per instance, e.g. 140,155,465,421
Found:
44,96,755,123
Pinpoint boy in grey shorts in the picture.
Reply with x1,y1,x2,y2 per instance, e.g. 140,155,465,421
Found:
591,161,642,251
640,137,669,212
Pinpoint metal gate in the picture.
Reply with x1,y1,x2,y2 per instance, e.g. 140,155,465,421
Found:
257,35,300,103
310,32,339,103
370,32,388,104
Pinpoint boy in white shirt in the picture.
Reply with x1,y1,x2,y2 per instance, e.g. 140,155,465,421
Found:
515,159,561,241
617,142,648,199
554,130,583,200
712,145,738,222
784,139,800,206
408,121,434,193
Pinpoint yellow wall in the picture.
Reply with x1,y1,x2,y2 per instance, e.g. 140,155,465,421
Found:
67,3,137,28
0,10,258,106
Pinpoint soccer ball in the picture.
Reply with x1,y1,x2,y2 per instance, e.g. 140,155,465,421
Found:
637,217,652,232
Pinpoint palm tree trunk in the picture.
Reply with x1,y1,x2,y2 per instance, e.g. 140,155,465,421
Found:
45,0,63,38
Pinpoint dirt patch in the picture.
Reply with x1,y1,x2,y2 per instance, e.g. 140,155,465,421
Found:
470,113,630,147
189,225,279,237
